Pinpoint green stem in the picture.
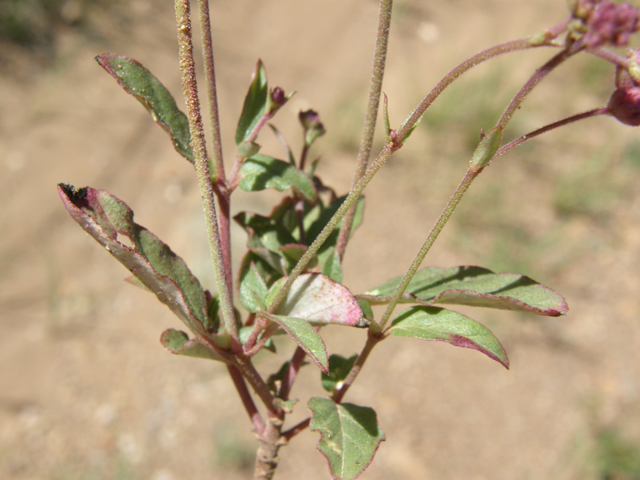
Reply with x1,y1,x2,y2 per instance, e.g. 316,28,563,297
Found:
335,0,393,259
175,0,239,349
379,165,483,329
267,142,398,313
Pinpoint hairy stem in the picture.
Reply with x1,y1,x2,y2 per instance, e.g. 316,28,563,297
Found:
379,165,483,329
496,108,607,157
335,0,393,259
196,0,225,182
175,0,239,348
396,37,559,142
496,49,572,129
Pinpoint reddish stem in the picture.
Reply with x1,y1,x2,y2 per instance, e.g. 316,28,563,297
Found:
279,346,308,401
282,417,311,441
496,108,608,157
227,364,265,435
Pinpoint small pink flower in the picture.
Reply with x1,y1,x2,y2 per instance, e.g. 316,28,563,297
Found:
606,84,640,126
583,1,639,48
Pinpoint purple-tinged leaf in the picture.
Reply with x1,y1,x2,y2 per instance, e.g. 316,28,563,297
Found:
235,60,268,144
259,312,328,372
58,184,210,336
95,54,194,163
239,154,317,203
389,306,509,368
160,329,224,361
309,397,385,480
362,266,567,316
268,273,367,328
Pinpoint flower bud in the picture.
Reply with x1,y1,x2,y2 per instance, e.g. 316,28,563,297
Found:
299,109,326,146
606,84,640,126
266,86,291,116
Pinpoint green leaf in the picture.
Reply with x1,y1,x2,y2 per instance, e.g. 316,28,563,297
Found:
362,265,567,316
58,184,210,336
390,306,509,368
470,126,503,169
95,54,194,163
239,154,317,202
356,299,375,324
269,273,367,328
239,262,269,313
307,195,365,247
238,251,283,289
321,354,358,393
321,248,343,283
160,329,224,361
383,93,391,143
260,312,328,372
235,60,268,144
309,397,385,480
275,398,299,413
235,211,298,254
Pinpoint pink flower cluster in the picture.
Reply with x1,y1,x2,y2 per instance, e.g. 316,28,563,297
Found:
583,0,639,48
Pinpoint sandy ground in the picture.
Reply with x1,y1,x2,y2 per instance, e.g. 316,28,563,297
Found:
2,1,640,479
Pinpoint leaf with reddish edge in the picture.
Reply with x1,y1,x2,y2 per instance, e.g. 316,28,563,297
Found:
58,184,210,336
362,266,567,316
160,329,225,362
95,54,194,163
389,306,509,368
309,397,385,480
259,312,328,372
268,273,367,328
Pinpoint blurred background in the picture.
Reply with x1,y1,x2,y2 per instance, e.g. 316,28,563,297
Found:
2,0,640,479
